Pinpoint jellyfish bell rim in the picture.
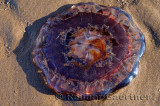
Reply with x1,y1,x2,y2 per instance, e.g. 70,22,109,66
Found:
32,2,146,100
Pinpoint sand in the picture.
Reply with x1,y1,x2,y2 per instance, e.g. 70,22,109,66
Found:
0,0,160,105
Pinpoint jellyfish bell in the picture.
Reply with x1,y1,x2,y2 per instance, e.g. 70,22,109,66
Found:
32,2,145,100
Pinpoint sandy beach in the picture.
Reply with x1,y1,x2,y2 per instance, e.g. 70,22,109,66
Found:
0,0,160,105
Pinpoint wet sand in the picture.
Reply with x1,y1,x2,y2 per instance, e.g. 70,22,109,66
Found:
0,0,160,105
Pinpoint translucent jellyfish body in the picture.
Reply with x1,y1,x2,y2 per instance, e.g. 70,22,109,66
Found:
32,2,145,100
